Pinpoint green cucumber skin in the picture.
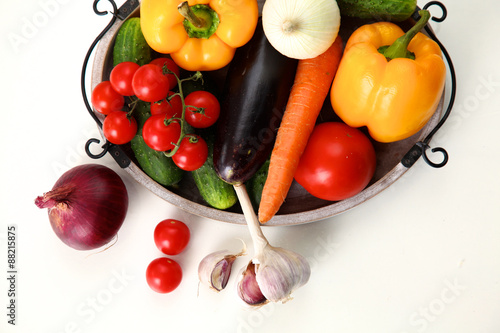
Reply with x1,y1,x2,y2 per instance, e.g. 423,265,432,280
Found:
336,0,417,22
192,134,237,210
130,101,184,186
113,17,151,66
245,159,269,211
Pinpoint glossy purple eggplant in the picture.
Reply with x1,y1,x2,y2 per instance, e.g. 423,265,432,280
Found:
213,20,298,185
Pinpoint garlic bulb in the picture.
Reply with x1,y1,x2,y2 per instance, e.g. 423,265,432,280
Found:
198,240,247,292
233,184,311,306
237,243,311,305
262,0,341,59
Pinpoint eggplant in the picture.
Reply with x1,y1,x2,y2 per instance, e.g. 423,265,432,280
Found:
213,20,298,185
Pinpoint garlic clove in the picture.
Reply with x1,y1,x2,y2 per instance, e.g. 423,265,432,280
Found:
236,262,268,306
213,255,236,291
198,241,247,292
237,244,311,305
198,251,238,291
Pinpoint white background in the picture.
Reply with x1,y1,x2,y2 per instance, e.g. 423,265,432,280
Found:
1,0,499,332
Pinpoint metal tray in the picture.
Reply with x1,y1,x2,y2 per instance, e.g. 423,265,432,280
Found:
82,0,455,226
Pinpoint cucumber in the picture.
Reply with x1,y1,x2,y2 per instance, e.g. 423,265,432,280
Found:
113,17,152,66
130,101,184,186
192,133,237,210
245,159,269,211
336,0,417,22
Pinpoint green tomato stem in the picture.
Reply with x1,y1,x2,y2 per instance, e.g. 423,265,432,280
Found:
163,71,204,158
126,96,139,118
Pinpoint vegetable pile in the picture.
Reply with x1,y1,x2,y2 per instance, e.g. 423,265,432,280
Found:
36,0,448,306
91,0,445,218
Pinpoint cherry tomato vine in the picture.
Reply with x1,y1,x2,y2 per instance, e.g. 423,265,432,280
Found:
90,57,220,171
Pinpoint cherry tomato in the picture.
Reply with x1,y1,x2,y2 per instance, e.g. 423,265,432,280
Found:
149,57,180,90
184,91,220,128
142,115,181,152
91,81,124,115
102,110,138,145
150,92,182,118
294,122,376,201
110,61,140,96
154,219,190,255
146,257,182,294
132,64,169,102
172,135,208,171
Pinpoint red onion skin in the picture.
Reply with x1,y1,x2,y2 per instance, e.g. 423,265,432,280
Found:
35,164,128,251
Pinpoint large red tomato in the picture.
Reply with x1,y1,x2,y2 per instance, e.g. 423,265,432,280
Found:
294,122,376,201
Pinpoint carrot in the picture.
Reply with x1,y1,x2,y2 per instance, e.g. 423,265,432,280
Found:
258,36,344,223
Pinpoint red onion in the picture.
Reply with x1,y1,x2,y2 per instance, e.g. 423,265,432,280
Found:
35,164,128,251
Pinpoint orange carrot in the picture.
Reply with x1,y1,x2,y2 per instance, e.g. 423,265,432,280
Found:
258,36,344,223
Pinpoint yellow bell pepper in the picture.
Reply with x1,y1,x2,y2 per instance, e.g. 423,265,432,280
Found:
140,0,259,71
331,10,446,143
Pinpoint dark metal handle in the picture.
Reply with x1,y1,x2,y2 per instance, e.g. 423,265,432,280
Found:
402,1,456,169
116,0,140,20
81,0,132,168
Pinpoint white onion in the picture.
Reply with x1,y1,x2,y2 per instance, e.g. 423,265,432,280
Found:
262,0,341,59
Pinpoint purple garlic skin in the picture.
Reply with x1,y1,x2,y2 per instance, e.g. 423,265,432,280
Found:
237,243,311,305
198,242,247,292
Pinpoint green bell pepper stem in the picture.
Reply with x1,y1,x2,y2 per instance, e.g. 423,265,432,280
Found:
379,9,431,60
